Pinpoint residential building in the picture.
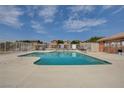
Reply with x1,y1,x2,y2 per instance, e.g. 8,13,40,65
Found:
98,32,124,54
49,40,58,49
79,42,99,52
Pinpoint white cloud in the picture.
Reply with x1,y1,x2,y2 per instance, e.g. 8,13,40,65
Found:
68,6,95,13
31,21,47,34
67,6,96,21
67,28,89,32
102,5,113,10
102,5,124,14
68,13,80,20
0,6,23,28
39,6,58,23
64,18,107,32
113,6,124,14
26,6,40,18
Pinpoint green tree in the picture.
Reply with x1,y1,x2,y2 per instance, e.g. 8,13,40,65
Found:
85,37,103,42
57,40,64,44
71,40,80,44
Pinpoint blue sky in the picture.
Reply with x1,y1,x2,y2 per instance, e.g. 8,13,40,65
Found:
0,5,124,41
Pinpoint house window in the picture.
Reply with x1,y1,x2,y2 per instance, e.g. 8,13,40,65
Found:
117,42,121,47
122,41,124,46
111,42,116,47
105,42,109,47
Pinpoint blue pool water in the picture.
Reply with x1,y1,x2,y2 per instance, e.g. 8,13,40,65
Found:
21,51,111,65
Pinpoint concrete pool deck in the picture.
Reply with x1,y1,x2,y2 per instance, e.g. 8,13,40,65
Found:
0,50,124,88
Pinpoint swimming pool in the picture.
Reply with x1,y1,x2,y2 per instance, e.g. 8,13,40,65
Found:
20,51,111,65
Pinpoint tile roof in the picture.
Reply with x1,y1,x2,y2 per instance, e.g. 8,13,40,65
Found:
98,32,124,42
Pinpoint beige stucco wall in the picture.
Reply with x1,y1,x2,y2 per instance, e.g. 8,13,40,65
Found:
90,43,99,52
79,42,99,52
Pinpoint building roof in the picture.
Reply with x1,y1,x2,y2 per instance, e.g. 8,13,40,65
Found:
97,32,124,42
